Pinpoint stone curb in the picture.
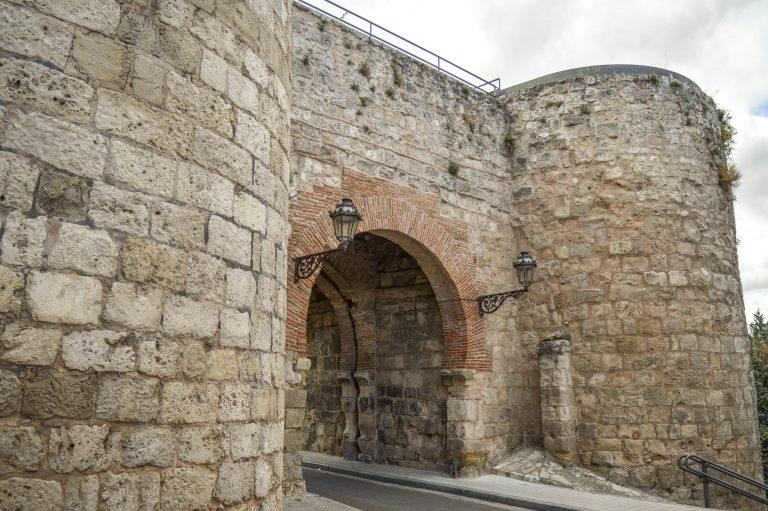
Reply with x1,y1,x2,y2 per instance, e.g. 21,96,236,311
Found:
302,460,577,511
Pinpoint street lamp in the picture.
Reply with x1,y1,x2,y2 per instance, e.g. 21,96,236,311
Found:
476,251,537,316
293,198,362,282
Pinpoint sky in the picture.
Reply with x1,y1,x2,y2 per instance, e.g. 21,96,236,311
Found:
322,0,768,324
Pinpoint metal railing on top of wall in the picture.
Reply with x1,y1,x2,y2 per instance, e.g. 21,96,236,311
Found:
294,0,501,94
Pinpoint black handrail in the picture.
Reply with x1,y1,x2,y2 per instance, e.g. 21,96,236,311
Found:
678,453,767,508
295,0,501,93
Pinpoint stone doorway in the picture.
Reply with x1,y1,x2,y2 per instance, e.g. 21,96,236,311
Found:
301,233,449,471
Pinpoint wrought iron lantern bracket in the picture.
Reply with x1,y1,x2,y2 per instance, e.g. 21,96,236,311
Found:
293,239,352,283
476,287,528,316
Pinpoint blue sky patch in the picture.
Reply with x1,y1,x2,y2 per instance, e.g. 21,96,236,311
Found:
752,101,768,117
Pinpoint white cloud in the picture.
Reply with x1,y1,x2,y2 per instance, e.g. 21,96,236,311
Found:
331,0,768,320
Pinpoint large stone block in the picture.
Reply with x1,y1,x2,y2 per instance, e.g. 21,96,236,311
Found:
215,461,254,504
151,202,207,250
175,162,235,216
0,3,73,67
166,71,233,137
207,215,252,266
47,222,119,277
95,89,194,155
233,190,267,233
235,109,270,164
254,456,274,497
101,471,161,511
130,52,169,105
64,475,99,511
88,182,151,237
219,383,251,421
2,111,107,179
48,424,118,473
162,295,219,339
0,370,21,417
0,426,43,475
160,382,218,423
0,58,93,121
137,337,182,378
35,0,121,36
27,271,102,325
110,140,178,198
200,49,229,93
35,170,89,222
177,426,225,464
220,309,250,348
1,212,46,267
207,349,238,380
186,251,226,302
122,427,175,468
227,422,264,460
104,282,163,331
66,31,130,89
0,152,39,213
22,370,95,419
122,237,187,291
0,477,62,511
62,330,134,372
189,127,252,187
226,267,257,309
159,467,216,511
1,323,62,366
0,265,24,314
96,375,159,422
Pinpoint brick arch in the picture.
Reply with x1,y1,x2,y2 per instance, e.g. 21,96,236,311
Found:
287,196,490,370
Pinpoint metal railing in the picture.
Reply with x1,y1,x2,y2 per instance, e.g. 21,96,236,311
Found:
678,454,768,508
294,0,501,93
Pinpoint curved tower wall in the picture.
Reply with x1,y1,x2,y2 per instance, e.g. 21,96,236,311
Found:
501,68,761,503
0,0,291,509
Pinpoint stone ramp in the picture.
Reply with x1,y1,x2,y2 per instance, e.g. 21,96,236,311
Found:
302,451,708,511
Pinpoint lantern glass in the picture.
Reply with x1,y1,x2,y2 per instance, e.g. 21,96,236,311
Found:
513,251,537,288
329,198,362,244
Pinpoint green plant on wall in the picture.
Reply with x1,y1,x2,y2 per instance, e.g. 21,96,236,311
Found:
716,107,741,189
504,135,516,155
317,18,328,32
448,161,460,175
385,88,396,99
358,61,371,79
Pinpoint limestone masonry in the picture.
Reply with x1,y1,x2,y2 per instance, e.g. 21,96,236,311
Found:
0,0,762,509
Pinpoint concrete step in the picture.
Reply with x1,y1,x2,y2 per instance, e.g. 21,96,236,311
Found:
301,451,708,511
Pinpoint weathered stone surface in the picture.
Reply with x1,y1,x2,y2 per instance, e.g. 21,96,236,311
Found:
162,295,219,339
235,109,270,164
227,423,262,461
104,282,163,331
226,267,257,309
95,89,194,155
27,271,102,325
189,127,252,187
1,323,61,366
151,202,207,250
48,424,117,473
47,222,119,277
254,456,274,497
35,0,121,36
161,382,218,423
186,251,226,302
101,471,160,511
0,477,62,511
137,337,182,378
1,212,46,267
220,309,250,348
233,190,267,233
207,215,252,266
0,3,73,67
218,383,250,421
159,467,216,511
123,427,175,468
0,58,93,120
200,49,229,93
62,330,134,372
96,375,159,422
35,170,89,222
0,152,39,213
122,237,187,291
216,461,254,504
190,11,242,66
88,182,151,236
0,370,21,417
206,349,238,380
2,111,107,179
110,140,177,198
175,162,235,216
64,475,99,511
0,265,24,314
178,426,225,464
166,71,233,137
22,370,94,419
250,309,272,351
227,71,260,115
131,52,169,105
0,426,43,475
67,31,130,89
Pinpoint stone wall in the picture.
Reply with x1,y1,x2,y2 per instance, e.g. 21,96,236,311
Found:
501,69,762,506
0,0,292,509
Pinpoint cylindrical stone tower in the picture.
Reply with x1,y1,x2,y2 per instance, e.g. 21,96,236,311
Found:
0,1,291,509
502,65,761,507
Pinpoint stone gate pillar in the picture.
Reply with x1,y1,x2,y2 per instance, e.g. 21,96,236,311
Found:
337,371,361,461
354,369,377,462
442,369,485,476
538,334,578,464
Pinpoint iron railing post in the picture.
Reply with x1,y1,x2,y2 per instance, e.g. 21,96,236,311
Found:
701,459,710,508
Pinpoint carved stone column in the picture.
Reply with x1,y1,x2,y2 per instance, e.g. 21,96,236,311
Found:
353,369,377,462
441,368,485,476
336,370,361,460
538,334,578,464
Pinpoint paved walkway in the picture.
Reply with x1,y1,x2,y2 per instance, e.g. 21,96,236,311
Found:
302,451,708,511
286,493,361,510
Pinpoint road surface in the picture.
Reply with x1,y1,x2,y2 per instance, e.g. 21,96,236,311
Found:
303,467,530,511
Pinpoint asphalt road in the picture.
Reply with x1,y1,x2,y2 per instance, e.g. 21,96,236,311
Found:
303,467,530,511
